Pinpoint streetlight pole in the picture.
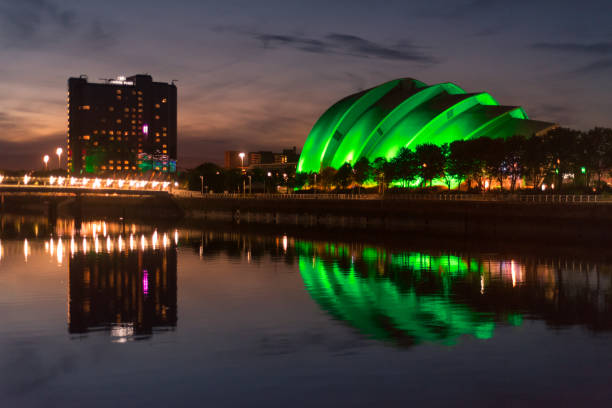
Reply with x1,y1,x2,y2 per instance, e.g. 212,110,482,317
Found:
56,147,63,169
248,175,252,194
199,175,204,196
43,155,49,171
239,152,245,171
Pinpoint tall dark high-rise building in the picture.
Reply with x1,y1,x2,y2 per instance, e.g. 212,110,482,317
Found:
67,74,177,175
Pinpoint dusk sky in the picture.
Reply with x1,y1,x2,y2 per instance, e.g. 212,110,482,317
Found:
1,0,611,169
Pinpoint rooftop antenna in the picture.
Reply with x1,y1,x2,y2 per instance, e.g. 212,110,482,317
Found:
171,79,178,85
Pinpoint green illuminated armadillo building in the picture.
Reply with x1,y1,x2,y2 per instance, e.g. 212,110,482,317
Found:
297,78,556,173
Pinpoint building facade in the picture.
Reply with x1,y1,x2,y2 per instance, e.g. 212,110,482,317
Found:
67,74,177,175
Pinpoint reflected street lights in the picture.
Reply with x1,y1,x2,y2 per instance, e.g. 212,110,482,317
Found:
56,147,63,169
43,155,49,171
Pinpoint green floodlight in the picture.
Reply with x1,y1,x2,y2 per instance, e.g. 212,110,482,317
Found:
581,167,586,174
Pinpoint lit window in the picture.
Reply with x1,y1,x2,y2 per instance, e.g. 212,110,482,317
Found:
163,150,167,154
124,160,129,164
155,115,160,120
156,138,160,142
124,108,129,112
101,166,107,170
162,144,167,148
109,130,114,135
138,91,142,95
102,130,107,134
81,105,90,110
155,104,160,108
108,106,114,111
116,95,121,101
162,98,167,103
132,166,136,170
116,89,122,95
83,135,90,140
109,160,114,164
155,132,160,137
124,131,128,136
116,166,122,170
116,119,121,124
93,130,98,134
93,141,99,146
117,137,122,141
109,166,114,170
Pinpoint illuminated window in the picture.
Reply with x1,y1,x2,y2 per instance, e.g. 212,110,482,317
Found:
155,115,160,120
93,130,98,134
162,127,167,131
108,106,114,111
156,138,161,142
131,120,136,124
138,91,142,95
162,98,167,103
124,108,129,112
155,132,160,137
124,131,128,136
116,89,122,95
116,166,122,170
101,166,107,170
155,167,160,171
163,150,167,154
124,160,129,164
117,137,122,141
93,141,99,146
116,119,121,124
109,130,114,135
162,144,167,148
132,166,136,170
109,166,114,170
102,130,107,134
81,105,90,110
116,95,121,101
155,104,160,108
162,133,167,137
163,167,167,171
83,135,90,140
109,160,114,164
138,96,143,101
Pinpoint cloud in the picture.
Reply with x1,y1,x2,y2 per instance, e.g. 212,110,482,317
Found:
572,59,612,74
220,27,436,63
532,42,612,55
0,0,116,50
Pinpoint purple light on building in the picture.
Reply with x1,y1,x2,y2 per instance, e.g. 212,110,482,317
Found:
143,269,149,295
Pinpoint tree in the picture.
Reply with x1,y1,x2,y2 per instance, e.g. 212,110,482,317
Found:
391,147,419,187
334,162,354,190
353,157,372,193
320,167,337,191
415,144,445,187
447,141,472,191
522,135,547,190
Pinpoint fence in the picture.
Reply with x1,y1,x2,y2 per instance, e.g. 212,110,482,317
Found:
173,190,608,203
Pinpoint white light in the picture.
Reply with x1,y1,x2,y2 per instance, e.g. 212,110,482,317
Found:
58,176,65,185
93,178,101,188
24,239,29,262
70,177,77,186
118,180,125,188
118,75,126,81
23,174,31,185
106,178,113,187
174,229,178,245
49,176,56,185
174,182,178,187
57,238,64,264
0,175,4,184
541,184,546,191
162,182,169,189
140,234,146,250
152,181,159,188
129,180,137,187
82,177,89,186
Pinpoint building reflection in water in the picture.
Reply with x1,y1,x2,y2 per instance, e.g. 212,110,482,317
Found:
184,231,612,347
68,247,177,342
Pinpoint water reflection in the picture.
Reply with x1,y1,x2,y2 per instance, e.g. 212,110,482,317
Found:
294,241,612,346
68,248,177,341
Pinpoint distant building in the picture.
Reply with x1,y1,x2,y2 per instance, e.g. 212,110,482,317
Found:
225,150,245,168
67,74,177,175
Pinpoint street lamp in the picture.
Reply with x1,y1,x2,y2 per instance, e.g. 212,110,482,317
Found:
43,155,49,171
239,152,245,169
199,175,204,195
56,147,63,169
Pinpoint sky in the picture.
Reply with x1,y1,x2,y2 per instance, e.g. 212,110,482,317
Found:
1,0,611,169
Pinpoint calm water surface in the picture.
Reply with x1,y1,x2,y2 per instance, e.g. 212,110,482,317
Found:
1,216,611,407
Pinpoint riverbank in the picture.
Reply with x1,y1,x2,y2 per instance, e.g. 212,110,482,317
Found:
1,192,610,243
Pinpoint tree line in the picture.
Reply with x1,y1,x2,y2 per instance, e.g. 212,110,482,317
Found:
297,127,612,193
180,127,612,194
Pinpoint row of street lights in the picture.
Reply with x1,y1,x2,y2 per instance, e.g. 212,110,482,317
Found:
43,147,63,170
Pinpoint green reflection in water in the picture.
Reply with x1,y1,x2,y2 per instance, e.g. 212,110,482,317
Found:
297,242,502,346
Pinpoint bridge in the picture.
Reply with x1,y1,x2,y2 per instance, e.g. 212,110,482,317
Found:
0,176,172,197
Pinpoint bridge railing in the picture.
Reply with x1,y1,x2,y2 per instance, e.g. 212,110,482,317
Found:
173,190,608,203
